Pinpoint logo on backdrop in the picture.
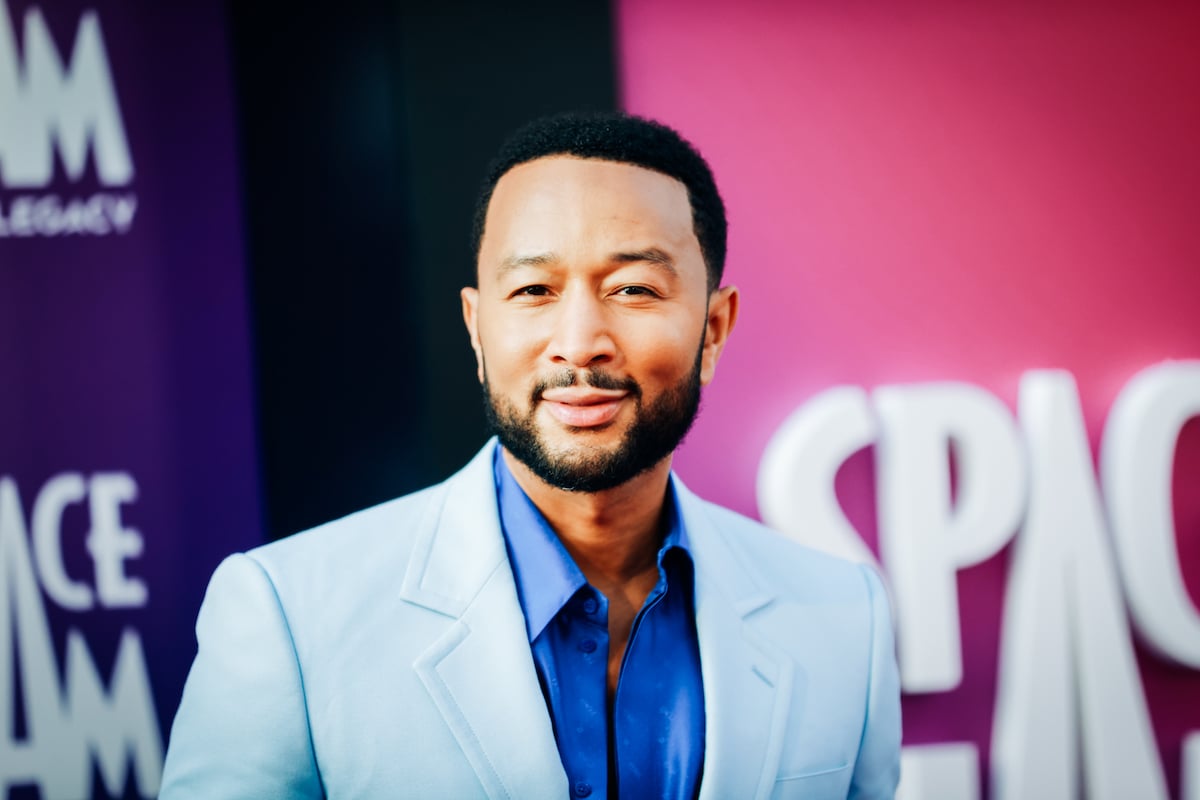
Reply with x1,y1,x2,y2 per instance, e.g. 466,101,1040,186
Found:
758,360,1200,800
0,2,137,238
0,472,161,797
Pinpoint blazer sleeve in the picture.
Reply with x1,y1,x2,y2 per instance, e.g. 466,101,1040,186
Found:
159,553,324,800
849,564,902,799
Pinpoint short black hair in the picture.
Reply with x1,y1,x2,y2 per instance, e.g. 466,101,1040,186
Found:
471,111,727,291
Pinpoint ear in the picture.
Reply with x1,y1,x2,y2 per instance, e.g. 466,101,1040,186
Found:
699,285,739,386
460,287,485,383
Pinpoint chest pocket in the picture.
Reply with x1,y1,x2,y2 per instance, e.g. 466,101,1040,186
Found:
770,762,851,799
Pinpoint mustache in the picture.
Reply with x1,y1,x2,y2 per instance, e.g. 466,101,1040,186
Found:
532,369,642,401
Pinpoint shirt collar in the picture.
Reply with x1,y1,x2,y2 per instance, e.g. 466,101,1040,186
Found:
493,446,691,643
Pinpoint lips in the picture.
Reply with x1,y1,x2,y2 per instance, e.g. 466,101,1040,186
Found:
540,388,627,428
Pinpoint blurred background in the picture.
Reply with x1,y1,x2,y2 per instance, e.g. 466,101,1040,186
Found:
1,0,1197,798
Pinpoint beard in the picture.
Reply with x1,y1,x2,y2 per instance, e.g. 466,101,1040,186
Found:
482,347,704,493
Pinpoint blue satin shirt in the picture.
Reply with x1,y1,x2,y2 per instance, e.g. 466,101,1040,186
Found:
494,450,706,799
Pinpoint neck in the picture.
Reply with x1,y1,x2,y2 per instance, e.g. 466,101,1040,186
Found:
501,447,671,587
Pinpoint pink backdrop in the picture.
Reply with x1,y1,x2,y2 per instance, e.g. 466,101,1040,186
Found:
616,1,1200,796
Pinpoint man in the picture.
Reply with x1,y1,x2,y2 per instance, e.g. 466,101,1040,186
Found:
161,112,901,799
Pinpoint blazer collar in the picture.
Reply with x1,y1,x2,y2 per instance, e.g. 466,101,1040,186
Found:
675,479,794,800
398,440,507,618
401,440,793,800
400,439,567,799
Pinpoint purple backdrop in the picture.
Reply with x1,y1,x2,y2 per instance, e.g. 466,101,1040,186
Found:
0,1,260,797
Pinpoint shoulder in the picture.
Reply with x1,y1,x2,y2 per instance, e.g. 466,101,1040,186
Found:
677,482,881,606
240,440,501,592
187,481,451,655
244,481,446,586
210,440,501,625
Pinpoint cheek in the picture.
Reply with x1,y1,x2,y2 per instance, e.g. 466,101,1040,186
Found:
627,321,704,382
477,318,541,385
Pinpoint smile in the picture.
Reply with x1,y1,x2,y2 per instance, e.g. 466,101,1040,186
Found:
540,388,628,428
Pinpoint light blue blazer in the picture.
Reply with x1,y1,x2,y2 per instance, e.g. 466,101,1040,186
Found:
161,440,900,799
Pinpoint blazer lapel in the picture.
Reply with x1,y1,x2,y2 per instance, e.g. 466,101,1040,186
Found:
676,480,794,800
401,441,567,800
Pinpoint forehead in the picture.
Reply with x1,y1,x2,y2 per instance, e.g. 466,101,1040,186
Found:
480,156,698,269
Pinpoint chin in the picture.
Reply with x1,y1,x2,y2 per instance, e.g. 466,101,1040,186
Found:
544,425,626,451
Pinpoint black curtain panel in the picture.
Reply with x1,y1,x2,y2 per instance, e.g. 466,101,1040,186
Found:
228,0,618,540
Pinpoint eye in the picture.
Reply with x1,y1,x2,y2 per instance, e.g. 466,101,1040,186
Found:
613,285,660,298
511,285,551,298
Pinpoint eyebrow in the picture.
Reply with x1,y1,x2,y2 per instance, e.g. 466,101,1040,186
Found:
612,247,678,276
498,252,558,276
495,247,679,278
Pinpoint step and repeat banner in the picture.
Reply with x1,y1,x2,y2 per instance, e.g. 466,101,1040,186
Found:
4,1,1199,798
617,1,1200,798
0,1,260,797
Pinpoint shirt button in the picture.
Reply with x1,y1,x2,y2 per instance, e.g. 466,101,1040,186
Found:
582,597,598,615
573,781,593,797
579,639,597,654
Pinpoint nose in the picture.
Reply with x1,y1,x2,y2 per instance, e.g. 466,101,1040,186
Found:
547,290,616,369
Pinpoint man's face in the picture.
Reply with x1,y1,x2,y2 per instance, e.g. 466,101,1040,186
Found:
461,156,737,492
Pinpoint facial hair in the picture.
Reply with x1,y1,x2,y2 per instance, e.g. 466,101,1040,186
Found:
482,346,704,493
